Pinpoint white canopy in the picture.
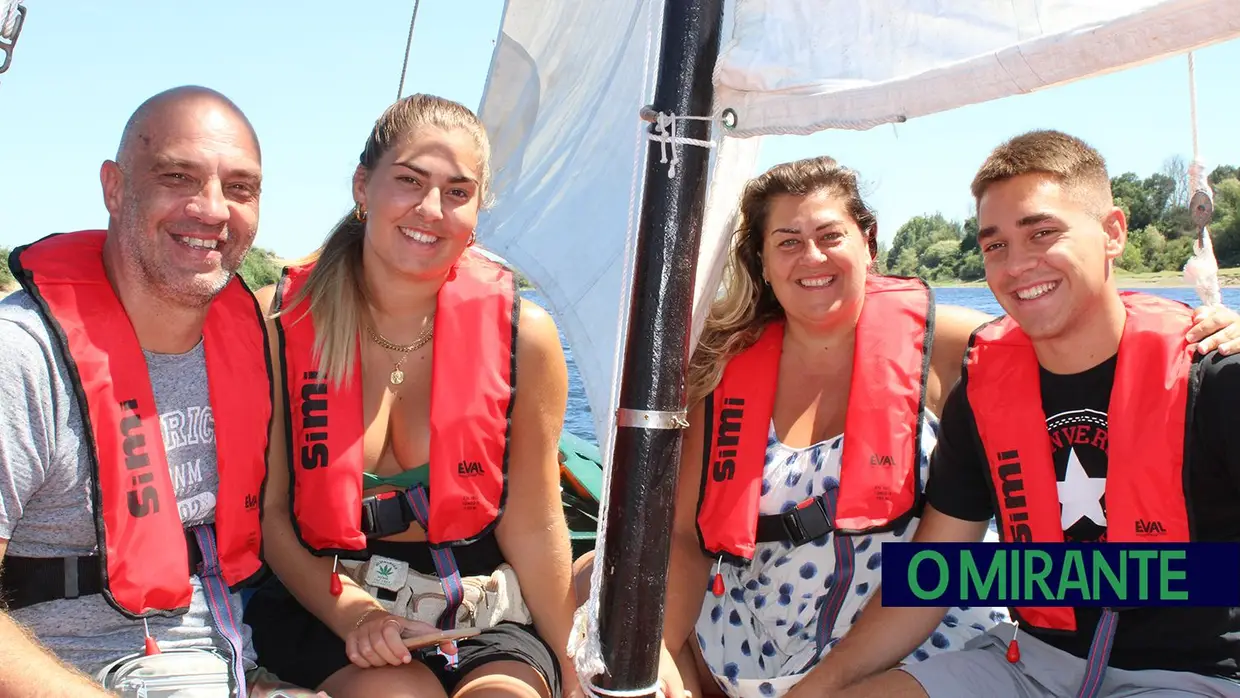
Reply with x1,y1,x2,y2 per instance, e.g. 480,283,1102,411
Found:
718,0,1240,136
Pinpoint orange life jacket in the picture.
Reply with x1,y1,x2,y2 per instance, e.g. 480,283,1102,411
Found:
966,292,1195,632
274,249,516,556
10,230,268,618
697,275,933,561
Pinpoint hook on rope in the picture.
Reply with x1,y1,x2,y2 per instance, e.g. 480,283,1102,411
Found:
1190,189,1214,244
1182,52,1222,308
0,3,27,75
639,106,730,179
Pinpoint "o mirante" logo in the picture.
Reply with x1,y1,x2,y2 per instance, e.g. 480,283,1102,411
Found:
880,542,1240,607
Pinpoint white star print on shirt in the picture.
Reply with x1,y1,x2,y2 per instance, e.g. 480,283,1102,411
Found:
1058,447,1107,529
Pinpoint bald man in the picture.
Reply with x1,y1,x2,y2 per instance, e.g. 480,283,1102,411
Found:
0,86,322,697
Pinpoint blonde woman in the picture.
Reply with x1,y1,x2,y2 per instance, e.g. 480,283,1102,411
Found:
243,94,578,698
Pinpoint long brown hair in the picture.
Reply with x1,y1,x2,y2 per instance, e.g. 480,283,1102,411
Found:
276,94,492,386
686,156,878,406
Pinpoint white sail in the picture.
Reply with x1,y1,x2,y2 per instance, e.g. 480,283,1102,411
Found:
476,0,763,451
477,0,1240,451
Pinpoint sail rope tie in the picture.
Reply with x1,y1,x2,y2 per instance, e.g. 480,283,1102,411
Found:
1182,51,1221,306
640,108,737,179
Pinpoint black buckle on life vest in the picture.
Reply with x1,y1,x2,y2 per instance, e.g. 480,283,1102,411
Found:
360,491,414,539
755,496,834,547
0,528,206,610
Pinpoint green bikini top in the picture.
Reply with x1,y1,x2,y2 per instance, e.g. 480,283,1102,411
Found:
362,464,429,491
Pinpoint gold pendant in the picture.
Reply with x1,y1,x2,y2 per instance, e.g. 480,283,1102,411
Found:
390,369,405,385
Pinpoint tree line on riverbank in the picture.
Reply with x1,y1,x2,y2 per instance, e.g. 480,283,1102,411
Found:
879,158,1240,282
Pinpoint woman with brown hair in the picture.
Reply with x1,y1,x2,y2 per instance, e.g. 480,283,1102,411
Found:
649,155,1240,698
242,94,578,698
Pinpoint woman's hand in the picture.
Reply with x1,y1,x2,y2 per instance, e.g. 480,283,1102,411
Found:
344,609,454,668
658,642,687,698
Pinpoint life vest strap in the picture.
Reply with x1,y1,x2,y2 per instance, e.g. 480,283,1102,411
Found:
752,486,924,549
806,486,856,664
1076,609,1120,698
755,495,835,547
403,486,466,635
1,528,206,610
191,524,249,696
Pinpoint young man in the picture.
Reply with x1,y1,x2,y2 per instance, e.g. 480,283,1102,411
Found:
0,86,321,697
800,130,1240,698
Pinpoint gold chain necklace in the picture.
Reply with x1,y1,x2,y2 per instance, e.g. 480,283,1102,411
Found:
366,315,434,385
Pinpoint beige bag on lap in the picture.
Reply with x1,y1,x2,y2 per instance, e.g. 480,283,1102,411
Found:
343,555,532,629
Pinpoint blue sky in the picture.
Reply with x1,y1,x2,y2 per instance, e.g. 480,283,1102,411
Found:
2,1,1238,259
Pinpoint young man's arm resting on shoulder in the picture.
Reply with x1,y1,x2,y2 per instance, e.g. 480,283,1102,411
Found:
786,380,998,696
0,540,115,697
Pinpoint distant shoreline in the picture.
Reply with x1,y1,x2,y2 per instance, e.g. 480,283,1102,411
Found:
930,268,1240,290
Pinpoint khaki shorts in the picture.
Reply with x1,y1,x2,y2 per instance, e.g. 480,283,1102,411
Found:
899,622,1240,698
95,648,328,698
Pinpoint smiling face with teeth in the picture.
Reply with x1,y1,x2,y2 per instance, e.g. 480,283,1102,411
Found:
761,189,875,332
977,172,1127,347
101,94,261,307
353,126,483,283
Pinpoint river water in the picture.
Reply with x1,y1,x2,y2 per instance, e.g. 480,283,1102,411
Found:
540,286,1240,446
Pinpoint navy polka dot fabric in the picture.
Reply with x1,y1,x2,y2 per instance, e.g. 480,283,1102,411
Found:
693,418,1008,698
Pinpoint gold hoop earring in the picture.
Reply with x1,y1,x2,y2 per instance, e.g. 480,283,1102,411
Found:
354,203,367,222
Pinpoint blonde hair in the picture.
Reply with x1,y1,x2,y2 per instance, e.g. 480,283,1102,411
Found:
686,156,878,406
971,129,1112,214
277,94,491,386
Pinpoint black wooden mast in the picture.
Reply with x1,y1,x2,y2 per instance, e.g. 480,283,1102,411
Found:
593,0,728,696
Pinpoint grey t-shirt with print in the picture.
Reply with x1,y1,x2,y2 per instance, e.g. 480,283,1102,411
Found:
0,290,257,677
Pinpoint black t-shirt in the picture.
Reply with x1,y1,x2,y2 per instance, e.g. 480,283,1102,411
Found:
926,350,1240,679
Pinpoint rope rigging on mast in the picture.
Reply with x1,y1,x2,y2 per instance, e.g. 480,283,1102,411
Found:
395,0,421,101
0,0,28,76
1183,51,1222,307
